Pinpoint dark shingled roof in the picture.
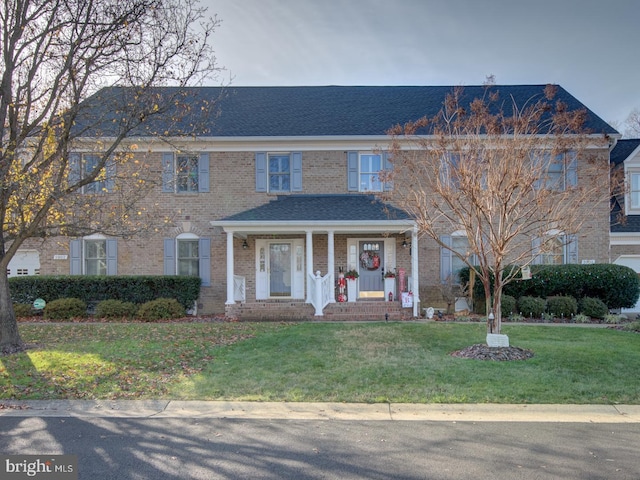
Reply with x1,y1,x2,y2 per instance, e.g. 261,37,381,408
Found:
218,195,411,222
73,85,618,138
611,139,640,166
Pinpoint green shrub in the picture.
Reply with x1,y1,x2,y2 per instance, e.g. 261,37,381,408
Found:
574,313,591,324
136,298,185,321
546,296,577,318
623,321,640,332
13,303,34,318
500,295,516,318
604,314,624,324
579,297,608,319
44,298,87,320
517,296,546,318
95,299,139,320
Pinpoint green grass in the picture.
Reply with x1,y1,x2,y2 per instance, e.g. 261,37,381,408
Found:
2,322,639,404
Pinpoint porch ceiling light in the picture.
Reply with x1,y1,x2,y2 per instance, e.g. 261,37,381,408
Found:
242,239,249,249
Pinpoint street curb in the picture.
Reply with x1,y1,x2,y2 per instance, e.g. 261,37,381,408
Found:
2,400,640,423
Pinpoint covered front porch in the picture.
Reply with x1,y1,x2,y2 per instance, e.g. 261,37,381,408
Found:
211,195,420,319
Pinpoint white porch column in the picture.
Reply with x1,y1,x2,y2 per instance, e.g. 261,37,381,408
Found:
225,231,235,305
306,230,313,303
411,227,420,317
327,230,335,303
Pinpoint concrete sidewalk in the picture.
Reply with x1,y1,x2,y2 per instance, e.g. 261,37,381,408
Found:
1,400,639,423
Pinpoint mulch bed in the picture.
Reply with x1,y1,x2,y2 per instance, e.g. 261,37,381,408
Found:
450,344,535,361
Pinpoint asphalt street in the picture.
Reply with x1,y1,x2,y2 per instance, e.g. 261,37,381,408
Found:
1,401,639,479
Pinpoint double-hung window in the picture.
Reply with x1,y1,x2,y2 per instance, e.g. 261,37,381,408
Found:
269,154,291,192
255,152,302,192
163,234,211,286
69,153,116,193
440,233,476,283
533,150,577,191
347,151,392,192
69,236,118,275
532,232,578,265
162,152,210,193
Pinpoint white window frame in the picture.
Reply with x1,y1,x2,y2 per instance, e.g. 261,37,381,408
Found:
176,232,200,277
359,152,383,192
533,150,577,191
268,153,292,192
84,234,108,275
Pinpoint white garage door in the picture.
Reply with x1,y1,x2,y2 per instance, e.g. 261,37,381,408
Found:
7,250,40,277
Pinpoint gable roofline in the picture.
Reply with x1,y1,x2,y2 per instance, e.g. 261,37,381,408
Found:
73,84,619,139
611,139,640,166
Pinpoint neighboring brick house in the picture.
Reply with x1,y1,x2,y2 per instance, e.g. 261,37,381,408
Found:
610,138,640,312
14,85,617,319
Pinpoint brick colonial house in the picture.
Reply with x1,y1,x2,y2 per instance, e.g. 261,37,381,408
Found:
10,85,618,320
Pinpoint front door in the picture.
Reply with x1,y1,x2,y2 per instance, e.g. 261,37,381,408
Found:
359,241,384,298
255,239,305,299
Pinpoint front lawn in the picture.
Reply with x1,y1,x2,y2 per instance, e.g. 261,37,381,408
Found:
1,322,639,404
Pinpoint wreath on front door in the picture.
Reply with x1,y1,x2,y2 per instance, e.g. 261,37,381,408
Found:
360,250,380,270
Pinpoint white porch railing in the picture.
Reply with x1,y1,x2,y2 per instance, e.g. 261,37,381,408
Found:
308,270,333,316
233,275,246,303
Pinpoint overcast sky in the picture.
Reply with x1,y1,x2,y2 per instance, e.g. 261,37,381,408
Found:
205,0,640,131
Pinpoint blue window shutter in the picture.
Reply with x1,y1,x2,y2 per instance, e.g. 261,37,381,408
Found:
199,238,211,287
347,151,359,191
566,151,577,188
106,239,118,275
70,239,82,275
163,238,175,275
532,237,542,265
69,153,81,187
566,234,578,264
105,157,116,192
255,152,267,192
383,152,393,191
198,153,210,192
291,152,303,192
162,152,174,192
440,235,452,282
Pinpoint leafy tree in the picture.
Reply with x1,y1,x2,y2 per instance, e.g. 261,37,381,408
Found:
0,0,221,350
383,85,609,336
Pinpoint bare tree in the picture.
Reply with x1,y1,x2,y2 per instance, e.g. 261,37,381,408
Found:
624,108,640,138
383,85,609,336
0,0,222,350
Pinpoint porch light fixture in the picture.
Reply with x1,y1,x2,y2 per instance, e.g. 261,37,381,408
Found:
242,239,248,250
402,239,409,248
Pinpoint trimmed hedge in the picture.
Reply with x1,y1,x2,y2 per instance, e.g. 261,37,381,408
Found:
137,298,185,321
459,264,640,309
44,298,87,320
9,275,201,309
579,297,608,319
546,296,578,317
95,300,139,319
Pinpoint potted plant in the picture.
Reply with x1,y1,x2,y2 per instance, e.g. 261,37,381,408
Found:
345,269,359,280
384,270,396,278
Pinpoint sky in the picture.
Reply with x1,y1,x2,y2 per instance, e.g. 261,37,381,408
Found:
204,0,640,131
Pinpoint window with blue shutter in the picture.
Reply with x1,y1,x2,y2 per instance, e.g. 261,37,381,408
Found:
163,152,210,193
68,153,116,193
256,152,302,192
70,238,117,275
348,151,392,192
164,236,211,286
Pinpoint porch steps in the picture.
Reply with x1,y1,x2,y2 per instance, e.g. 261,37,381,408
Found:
226,300,414,322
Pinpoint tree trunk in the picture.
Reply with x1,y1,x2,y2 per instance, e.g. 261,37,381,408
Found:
0,271,22,349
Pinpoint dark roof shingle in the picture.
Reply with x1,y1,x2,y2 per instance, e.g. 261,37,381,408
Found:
74,85,618,138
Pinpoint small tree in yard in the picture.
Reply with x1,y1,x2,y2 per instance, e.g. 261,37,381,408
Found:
0,0,222,351
383,84,609,338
